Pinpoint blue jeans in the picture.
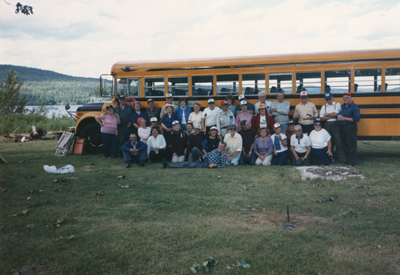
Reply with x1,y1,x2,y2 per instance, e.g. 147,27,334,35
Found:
101,132,118,158
123,150,147,164
272,150,289,165
168,148,208,168
239,151,256,165
226,153,241,166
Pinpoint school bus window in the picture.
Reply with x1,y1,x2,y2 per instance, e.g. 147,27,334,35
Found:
296,72,321,94
128,78,140,97
325,70,351,94
192,75,213,96
216,74,239,95
117,78,128,96
242,74,265,95
385,68,400,92
145,77,165,97
354,69,381,92
168,77,188,97
269,73,292,94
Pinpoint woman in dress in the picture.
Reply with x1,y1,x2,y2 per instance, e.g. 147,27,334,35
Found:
95,105,120,158
253,127,273,166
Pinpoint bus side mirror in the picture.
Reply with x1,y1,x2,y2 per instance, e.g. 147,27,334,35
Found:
100,74,113,97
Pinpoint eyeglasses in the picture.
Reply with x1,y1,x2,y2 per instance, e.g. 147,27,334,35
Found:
314,124,321,126
301,97,307,99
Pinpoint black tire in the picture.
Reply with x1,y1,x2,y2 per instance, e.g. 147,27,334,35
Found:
79,123,103,154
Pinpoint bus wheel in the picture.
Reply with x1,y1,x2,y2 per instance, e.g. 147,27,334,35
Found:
79,123,103,154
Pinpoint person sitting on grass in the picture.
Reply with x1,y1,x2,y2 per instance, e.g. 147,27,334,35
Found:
202,126,221,154
290,125,311,166
121,134,147,168
188,124,205,159
238,120,256,166
271,123,289,165
254,127,273,166
309,118,334,165
224,125,242,166
169,120,187,163
147,126,167,163
163,141,227,169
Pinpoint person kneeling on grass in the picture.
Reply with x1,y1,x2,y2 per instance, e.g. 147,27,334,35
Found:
169,120,187,163
309,118,334,165
121,134,147,168
290,125,311,166
163,141,227,169
271,123,289,165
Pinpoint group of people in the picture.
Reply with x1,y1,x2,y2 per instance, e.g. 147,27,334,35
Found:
95,90,360,169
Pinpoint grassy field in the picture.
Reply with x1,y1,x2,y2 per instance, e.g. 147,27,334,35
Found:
1,139,400,274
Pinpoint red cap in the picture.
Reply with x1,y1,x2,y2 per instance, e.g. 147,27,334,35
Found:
221,100,228,106
137,117,144,124
343,92,352,97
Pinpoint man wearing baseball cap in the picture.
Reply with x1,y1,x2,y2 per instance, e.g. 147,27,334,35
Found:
114,95,133,157
146,99,161,126
234,94,255,115
159,93,178,119
293,91,318,135
338,92,360,166
217,100,235,138
202,98,221,135
320,92,346,163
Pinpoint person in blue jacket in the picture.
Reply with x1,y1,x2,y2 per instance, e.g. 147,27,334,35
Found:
121,133,147,168
337,92,360,166
175,98,192,130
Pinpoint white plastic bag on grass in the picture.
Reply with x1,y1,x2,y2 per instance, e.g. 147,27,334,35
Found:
44,165,75,174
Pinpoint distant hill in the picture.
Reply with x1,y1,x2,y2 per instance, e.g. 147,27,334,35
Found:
0,65,99,105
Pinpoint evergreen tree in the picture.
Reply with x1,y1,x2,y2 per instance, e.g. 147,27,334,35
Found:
0,69,27,115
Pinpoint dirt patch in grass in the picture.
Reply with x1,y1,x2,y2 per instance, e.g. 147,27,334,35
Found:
296,166,366,181
243,209,329,231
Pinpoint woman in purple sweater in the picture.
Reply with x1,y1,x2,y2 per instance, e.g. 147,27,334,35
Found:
253,127,273,166
95,105,121,158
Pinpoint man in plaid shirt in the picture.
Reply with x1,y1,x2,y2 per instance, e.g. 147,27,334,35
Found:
163,142,227,169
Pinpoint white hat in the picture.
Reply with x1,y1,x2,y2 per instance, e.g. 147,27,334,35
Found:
240,100,247,106
150,117,158,122
238,95,245,100
194,124,202,129
210,126,218,131
208,98,215,103
274,123,281,129
300,91,308,97
172,120,179,126
166,93,173,98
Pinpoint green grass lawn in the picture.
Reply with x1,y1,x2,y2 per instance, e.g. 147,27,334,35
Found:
1,139,400,274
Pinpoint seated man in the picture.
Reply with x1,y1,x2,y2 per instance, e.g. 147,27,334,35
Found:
164,141,227,169
290,125,311,166
121,134,147,168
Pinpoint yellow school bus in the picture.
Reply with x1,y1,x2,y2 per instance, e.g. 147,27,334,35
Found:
73,48,400,153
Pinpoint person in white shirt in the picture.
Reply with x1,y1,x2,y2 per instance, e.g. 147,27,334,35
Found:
202,98,221,135
290,125,311,166
217,100,235,138
188,102,203,128
319,92,345,164
271,123,289,165
147,127,167,163
224,125,242,166
309,118,334,165
137,118,151,144
254,91,272,114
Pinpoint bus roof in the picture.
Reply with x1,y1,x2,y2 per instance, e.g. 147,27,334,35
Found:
111,48,400,74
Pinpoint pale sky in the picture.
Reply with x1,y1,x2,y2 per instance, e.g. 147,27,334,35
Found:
1,0,399,78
